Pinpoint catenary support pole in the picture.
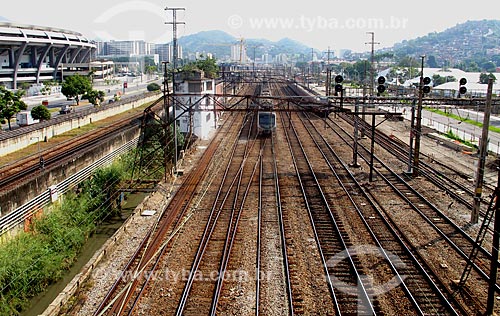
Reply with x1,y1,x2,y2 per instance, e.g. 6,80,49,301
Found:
472,78,494,224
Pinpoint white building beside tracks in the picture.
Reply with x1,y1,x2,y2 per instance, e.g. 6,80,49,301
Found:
174,70,218,140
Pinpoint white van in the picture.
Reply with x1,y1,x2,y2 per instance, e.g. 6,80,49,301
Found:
16,111,40,126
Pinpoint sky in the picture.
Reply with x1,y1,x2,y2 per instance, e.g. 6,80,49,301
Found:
1,0,499,53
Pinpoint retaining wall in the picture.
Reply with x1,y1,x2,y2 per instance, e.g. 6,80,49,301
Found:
0,93,160,157
0,126,140,224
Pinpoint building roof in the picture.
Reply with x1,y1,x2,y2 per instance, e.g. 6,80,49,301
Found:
0,22,94,47
402,68,500,93
0,22,83,36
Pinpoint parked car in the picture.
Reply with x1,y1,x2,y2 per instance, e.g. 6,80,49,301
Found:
59,104,73,114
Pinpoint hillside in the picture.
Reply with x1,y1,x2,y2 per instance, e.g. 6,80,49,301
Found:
391,20,500,70
177,30,312,60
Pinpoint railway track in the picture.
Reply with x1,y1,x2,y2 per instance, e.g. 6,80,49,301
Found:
85,81,495,315
94,84,293,315
256,133,293,315
175,112,260,315
339,112,495,212
285,83,494,213
279,109,378,314
318,111,498,312
0,96,163,190
94,110,244,315
296,110,465,315
283,84,498,310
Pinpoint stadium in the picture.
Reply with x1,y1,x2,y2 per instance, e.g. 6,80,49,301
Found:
0,22,96,89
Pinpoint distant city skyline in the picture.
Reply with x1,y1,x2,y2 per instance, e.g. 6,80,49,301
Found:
3,0,499,52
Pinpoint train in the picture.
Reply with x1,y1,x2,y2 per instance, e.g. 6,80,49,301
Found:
257,80,277,134
257,110,276,134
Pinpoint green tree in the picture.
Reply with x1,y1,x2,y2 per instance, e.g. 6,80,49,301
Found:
481,61,497,72
145,65,157,77
432,74,456,87
31,105,51,121
492,55,500,67
182,57,219,78
0,86,27,130
397,56,420,68
479,73,497,84
18,82,31,92
61,74,92,105
84,90,105,106
427,55,438,68
468,61,480,72
147,83,161,92
374,52,394,61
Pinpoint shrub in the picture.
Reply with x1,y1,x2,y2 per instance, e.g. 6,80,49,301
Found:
31,105,51,121
147,83,161,92
0,159,129,315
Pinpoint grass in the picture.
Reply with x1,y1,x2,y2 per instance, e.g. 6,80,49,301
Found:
424,107,500,134
0,158,132,315
443,129,478,149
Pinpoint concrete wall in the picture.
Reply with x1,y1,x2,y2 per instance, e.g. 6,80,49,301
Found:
0,126,140,220
40,196,149,316
0,93,159,157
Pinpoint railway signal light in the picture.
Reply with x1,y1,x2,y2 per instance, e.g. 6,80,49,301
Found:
334,75,344,96
459,77,467,96
377,76,386,96
422,76,431,94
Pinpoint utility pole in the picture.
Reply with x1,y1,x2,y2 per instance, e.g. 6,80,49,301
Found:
165,6,185,174
486,163,500,315
361,60,368,138
161,61,170,182
162,61,170,121
406,98,416,174
326,47,333,96
308,48,314,89
350,100,361,168
472,78,494,224
413,55,425,177
365,32,379,96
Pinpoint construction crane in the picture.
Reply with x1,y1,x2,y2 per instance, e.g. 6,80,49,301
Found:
237,37,246,64
210,37,247,64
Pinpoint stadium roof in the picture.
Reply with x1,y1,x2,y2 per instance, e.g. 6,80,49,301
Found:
0,22,83,37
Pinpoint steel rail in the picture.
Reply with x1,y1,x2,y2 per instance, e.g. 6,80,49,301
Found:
280,110,374,315
300,111,462,315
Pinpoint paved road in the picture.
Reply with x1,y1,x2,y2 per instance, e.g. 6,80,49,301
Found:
382,105,500,155
1,78,161,131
